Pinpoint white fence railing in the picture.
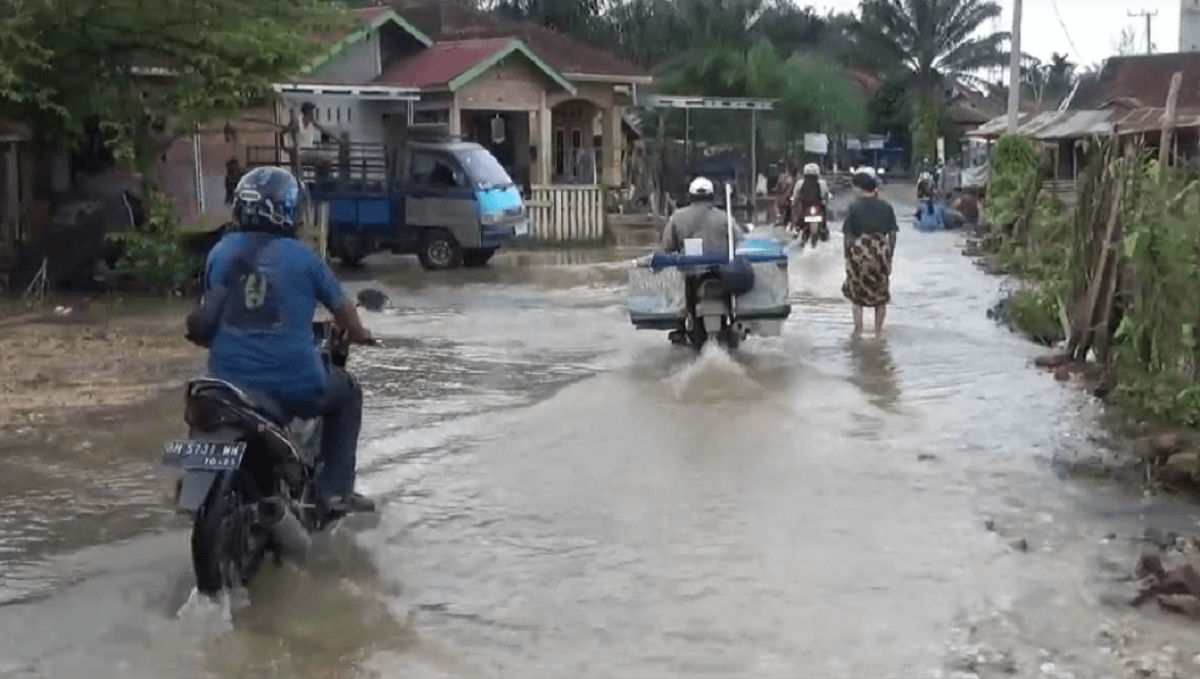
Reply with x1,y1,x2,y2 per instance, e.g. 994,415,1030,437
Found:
526,184,605,242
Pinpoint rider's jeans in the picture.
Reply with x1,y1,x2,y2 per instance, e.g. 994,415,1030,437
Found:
283,366,363,501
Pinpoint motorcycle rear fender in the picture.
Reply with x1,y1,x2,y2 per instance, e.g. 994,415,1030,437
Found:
179,470,222,513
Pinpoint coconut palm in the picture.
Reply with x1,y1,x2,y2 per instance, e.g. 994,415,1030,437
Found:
854,0,1009,92
853,0,1008,158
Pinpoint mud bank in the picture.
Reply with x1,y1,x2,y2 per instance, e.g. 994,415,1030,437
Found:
0,306,201,428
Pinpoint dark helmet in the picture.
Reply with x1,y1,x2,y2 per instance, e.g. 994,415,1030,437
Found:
232,166,306,235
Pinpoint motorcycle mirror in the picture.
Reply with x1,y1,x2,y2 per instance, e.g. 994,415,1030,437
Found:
356,288,390,312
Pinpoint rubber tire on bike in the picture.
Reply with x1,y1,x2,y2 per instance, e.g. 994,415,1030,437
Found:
191,475,266,597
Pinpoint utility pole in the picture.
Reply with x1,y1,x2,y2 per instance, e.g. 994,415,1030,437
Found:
1129,9,1158,54
1006,0,1022,132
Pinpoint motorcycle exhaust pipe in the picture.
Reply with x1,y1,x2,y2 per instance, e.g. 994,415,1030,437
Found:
260,498,311,561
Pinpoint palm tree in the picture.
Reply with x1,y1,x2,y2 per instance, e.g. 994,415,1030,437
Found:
855,0,1009,92
853,0,1009,158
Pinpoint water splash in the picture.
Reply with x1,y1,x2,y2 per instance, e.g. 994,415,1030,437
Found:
175,586,235,638
667,342,764,402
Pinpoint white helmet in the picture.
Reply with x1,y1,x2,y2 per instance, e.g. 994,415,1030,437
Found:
688,176,714,197
803,163,819,176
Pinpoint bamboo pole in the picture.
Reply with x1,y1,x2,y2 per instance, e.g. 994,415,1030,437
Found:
1075,151,1130,362
1160,71,1183,169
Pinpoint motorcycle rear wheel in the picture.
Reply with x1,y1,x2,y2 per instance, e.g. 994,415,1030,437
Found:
191,479,268,597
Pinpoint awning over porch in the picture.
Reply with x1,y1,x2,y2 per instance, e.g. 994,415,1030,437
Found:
969,110,1115,140
273,83,421,101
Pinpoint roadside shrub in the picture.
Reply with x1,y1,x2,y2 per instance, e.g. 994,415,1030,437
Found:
985,134,1040,229
105,191,198,293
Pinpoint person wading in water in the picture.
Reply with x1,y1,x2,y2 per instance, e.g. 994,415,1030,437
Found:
842,170,898,337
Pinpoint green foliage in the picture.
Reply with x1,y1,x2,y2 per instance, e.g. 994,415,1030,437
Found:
855,0,1009,91
913,95,942,161
659,39,867,138
985,134,1040,227
1112,169,1200,393
1004,283,1066,346
0,0,349,166
106,192,196,293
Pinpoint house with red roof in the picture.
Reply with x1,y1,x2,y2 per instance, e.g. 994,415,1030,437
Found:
162,1,649,239
273,1,650,194
239,1,650,240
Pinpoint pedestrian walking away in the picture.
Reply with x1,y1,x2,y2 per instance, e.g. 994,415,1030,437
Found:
841,171,898,337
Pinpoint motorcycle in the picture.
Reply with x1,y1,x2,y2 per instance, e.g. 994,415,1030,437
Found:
628,246,791,351
163,289,386,598
797,202,829,247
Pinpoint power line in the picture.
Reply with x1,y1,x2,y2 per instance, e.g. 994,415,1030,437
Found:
1128,9,1158,54
1050,0,1084,63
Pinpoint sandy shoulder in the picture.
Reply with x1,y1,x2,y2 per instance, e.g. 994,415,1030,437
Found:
0,311,203,428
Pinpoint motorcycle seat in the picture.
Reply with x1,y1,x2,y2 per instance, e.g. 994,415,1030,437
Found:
186,378,292,425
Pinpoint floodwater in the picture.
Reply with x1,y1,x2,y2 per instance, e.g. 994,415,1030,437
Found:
3,187,1200,678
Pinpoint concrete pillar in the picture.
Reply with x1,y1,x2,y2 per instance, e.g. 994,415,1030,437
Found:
539,104,553,185
449,101,462,137
603,105,622,186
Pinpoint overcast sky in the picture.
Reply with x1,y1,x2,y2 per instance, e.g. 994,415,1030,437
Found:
812,0,1181,71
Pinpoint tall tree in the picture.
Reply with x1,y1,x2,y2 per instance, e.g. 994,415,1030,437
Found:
490,0,606,40
1111,25,1138,56
853,0,1008,158
854,0,1009,92
0,0,348,173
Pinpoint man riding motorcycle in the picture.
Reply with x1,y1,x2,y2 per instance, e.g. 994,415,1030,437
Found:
202,166,376,514
791,163,831,242
659,177,746,346
660,176,743,258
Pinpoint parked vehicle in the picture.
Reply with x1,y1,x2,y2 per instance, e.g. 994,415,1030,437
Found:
248,134,528,270
164,289,387,598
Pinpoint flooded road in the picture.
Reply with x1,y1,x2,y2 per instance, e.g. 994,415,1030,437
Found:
3,189,1200,678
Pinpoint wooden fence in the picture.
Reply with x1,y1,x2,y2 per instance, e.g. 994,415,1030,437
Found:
526,184,606,242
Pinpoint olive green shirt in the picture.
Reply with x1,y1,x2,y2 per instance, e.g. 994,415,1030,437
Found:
843,196,899,239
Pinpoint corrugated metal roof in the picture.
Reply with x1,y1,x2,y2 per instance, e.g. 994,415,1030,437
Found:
970,110,1115,140
1077,53,1200,110
1115,106,1200,135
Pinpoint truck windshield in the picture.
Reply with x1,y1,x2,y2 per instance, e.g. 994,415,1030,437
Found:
455,149,514,190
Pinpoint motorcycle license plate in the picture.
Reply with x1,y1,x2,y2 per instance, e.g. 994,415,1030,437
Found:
804,215,822,223
162,440,246,471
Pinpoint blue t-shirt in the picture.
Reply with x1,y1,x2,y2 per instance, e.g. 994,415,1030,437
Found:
205,232,347,405
915,200,945,230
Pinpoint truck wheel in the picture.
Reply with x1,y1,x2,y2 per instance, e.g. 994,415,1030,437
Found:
461,248,496,268
418,229,462,270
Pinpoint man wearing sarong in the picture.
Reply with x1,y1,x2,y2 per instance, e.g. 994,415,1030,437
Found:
842,171,898,337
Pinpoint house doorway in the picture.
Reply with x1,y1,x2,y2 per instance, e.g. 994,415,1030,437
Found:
462,110,530,192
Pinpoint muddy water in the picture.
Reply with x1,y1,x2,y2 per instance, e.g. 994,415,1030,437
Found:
3,192,1200,678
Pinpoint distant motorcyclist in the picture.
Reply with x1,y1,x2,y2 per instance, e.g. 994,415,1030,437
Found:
792,163,832,240
203,166,376,514
660,177,743,259
792,163,832,214
917,170,935,200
